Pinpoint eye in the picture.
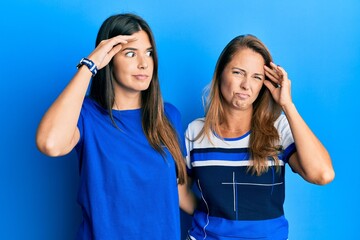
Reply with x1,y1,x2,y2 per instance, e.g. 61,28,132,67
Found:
254,76,263,81
232,70,244,75
146,50,153,57
125,51,135,57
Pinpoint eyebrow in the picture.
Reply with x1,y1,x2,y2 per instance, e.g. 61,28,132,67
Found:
121,47,153,52
254,73,265,77
232,67,246,72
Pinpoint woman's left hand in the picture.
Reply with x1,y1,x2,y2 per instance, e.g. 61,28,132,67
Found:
264,62,293,108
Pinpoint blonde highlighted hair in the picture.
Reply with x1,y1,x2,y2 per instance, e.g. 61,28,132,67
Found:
198,34,282,175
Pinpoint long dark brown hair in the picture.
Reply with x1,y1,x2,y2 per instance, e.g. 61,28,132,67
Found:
200,34,282,175
89,13,186,184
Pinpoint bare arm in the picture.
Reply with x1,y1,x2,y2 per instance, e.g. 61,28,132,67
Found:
36,35,135,156
283,104,334,185
36,68,91,156
178,177,197,215
264,63,335,185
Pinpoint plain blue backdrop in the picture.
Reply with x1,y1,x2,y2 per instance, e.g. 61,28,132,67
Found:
1,0,359,239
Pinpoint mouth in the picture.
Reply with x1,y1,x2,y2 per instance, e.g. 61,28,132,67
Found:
133,74,149,80
235,92,250,100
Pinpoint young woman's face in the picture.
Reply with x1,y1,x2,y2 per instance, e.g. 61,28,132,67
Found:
220,48,265,111
112,30,154,96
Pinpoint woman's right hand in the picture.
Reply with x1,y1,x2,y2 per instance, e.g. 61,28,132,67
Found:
36,35,135,157
87,35,136,70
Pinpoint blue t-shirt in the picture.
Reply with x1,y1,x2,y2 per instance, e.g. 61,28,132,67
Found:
75,97,184,240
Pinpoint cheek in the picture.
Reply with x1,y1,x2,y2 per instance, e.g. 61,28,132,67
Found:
149,62,154,73
112,59,124,77
148,59,155,72
249,78,263,90
253,81,264,93
251,83,265,99
220,75,235,89
113,59,133,73
112,65,130,84
220,80,236,102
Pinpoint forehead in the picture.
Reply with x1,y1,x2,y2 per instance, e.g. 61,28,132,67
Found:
228,48,265,70
124,30,152,48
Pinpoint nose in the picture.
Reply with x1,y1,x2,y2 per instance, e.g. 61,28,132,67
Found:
240,76,250,90
138,55,148,69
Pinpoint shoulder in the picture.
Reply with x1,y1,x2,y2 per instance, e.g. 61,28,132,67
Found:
188,118,205,129
79,97,94,116
82,96,93,108
164,102,180,116
164,102,182,125
274,114,294,147
186,118,205,135
274,114,289,130
82,97,99,111
79,97,108,124
164,102,183,130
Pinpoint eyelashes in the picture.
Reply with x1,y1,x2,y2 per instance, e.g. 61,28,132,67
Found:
124,50,153,58
232,71,263,81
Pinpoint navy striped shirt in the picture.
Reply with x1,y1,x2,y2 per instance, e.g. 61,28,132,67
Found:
185,115,296,240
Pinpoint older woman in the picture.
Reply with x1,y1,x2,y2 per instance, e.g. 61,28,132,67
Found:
181,34,334,240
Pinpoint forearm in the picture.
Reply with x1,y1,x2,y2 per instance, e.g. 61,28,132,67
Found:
283,103,334,184
178,178,197,215
36,67,92,156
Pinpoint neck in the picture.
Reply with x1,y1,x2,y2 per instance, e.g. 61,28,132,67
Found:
113,93,142,110
219,107,252,137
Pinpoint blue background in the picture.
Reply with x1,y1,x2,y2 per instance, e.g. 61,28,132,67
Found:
1,0,359,239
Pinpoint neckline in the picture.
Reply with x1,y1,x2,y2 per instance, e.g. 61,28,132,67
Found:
213,130,251,141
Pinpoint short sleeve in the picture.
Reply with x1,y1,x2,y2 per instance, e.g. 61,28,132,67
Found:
275,114,296,163
74,97,92,153
184,124,193,175
164,102,186,156
184,118,204,177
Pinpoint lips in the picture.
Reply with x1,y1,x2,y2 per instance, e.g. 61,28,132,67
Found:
235,93,250,99
133,74,149,80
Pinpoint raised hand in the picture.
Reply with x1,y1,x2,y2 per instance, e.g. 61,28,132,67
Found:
87,35,136,70
264,62,293,108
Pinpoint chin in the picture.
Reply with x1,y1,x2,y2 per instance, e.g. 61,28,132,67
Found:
234,102,250,110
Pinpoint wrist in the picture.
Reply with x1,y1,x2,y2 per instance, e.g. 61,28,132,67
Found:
282,102,296,114
76,58,98,77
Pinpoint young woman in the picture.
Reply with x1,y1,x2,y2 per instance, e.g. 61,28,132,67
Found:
182,34,335,240
36,13,187,239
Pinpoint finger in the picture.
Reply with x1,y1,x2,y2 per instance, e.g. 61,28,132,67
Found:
271,62,284,77
117,35,137,41
275,65,288,78
107,43,124,57
264,79,279,92
264,65,280,80
103,35,136,52
270,62,278,69
90,35,138,68
112,35,137,45
264,68,282,89
271,62,288,78
264,66,280,83
105,35,137,55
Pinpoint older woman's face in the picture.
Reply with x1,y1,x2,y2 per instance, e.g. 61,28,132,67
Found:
220,48,265,111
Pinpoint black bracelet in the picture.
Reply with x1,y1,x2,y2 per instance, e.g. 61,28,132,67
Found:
76,57,98,76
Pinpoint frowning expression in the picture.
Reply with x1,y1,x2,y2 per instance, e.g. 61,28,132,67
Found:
220,48,265,111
